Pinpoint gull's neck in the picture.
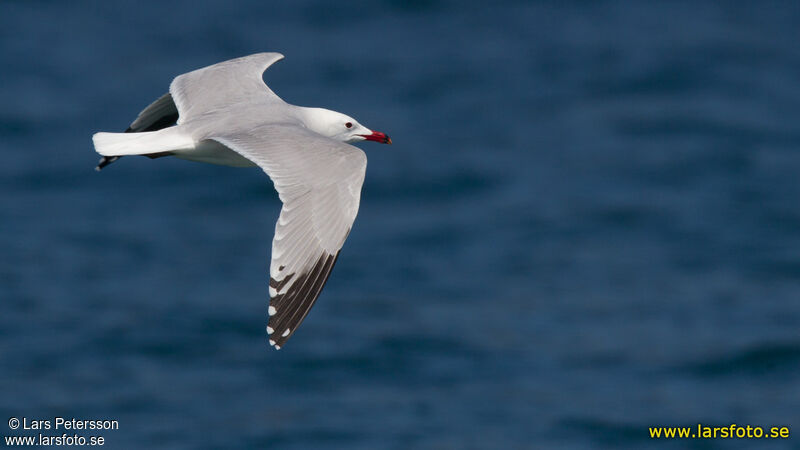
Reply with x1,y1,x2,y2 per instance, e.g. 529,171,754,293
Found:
293,106,332,129
290,106,338,137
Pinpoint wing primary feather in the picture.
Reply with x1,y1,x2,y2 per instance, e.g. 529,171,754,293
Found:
279,254,330,328
278,253,339,345
271,253,325,330
269,273,294,291
272,254,335,346
268,252,339,347
126,93,179,133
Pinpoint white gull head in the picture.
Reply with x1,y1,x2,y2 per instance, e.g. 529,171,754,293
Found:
299,107,392,145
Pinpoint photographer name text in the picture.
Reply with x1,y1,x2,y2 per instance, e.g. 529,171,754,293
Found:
13,417,118,431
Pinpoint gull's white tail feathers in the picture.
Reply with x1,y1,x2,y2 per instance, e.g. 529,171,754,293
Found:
92,129,194,157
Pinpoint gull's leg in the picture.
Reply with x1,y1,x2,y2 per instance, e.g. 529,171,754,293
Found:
95,156,121,171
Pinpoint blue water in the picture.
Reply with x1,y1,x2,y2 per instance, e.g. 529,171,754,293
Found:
2,1,799,448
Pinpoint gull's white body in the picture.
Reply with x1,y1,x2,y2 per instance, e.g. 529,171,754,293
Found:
92,53,384,350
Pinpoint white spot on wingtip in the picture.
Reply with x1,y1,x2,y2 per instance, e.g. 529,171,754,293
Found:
282,328,290,337
269,339,275,346
269,305,276,316
269,286,277,296
275,345,281,350
267,326,274,335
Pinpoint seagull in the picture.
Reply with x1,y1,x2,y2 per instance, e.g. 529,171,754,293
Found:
92,53,391,350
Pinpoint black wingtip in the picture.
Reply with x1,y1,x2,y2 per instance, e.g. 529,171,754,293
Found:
267,252,340,349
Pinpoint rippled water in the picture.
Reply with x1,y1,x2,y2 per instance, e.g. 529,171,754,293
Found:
1,1,799,448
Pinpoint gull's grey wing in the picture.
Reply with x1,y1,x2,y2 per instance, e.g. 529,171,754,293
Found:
126,93,179,133
209,124,367,349
170,52,285,122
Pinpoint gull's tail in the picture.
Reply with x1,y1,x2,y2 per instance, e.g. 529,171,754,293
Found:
92,128,194,171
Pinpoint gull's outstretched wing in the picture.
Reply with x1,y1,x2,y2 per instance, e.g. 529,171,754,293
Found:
170,52,285,122
126,93,179,133
209,124,367,349
127,52,284,132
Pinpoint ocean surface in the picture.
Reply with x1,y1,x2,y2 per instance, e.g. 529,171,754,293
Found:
1,1,799,448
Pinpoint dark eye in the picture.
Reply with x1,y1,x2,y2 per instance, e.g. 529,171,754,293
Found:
345,122,353,129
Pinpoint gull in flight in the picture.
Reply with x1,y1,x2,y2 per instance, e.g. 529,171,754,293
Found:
92,53,391,350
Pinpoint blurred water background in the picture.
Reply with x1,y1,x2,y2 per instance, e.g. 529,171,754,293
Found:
1,1,799,448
